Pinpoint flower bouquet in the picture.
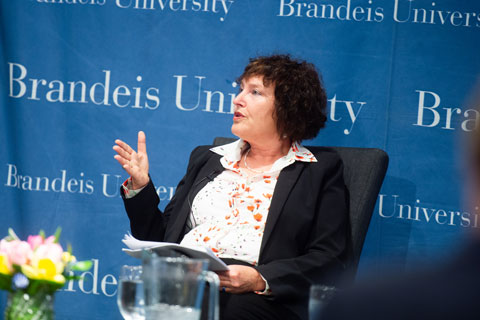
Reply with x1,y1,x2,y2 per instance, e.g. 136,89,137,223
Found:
0,228,92,320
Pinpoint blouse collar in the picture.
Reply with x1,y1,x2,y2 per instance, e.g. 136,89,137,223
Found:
210,139,317,173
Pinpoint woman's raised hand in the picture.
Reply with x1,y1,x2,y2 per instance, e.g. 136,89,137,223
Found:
113,131,150,189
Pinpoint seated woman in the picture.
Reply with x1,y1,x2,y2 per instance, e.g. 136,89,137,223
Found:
113,54,351,320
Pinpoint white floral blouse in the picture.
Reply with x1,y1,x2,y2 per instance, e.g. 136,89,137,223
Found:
180,139,317,265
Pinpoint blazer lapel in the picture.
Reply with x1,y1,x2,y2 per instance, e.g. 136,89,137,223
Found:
164,152,223,243
259,161,305,257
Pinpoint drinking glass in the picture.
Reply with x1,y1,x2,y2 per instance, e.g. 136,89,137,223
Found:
117,265,145,320
309,284,338,320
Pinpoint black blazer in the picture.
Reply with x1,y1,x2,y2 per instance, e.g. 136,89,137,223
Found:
122,145,351,319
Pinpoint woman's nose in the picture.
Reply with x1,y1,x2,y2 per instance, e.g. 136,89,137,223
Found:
233,91,244,107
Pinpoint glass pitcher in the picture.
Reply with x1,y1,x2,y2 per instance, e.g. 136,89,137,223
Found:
142,253,219,320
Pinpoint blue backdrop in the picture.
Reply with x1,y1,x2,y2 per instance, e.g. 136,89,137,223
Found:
1,0,480,318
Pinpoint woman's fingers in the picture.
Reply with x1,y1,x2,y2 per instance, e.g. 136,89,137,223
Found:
113,142,133,161
216,271,233,291
113,148,130,164
115,139,133,153
137,131,147,155
117,151,139,170
113,154,128,167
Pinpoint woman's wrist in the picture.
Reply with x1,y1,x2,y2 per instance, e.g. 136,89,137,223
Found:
255,273,266,291
254,273,272,295
131,176,149,190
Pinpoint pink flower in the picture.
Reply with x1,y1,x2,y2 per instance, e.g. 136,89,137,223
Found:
27,235,56,250
1,240,32,266
34,243,63,265
0,239,9,254
27,235,44,250
44,236,56,245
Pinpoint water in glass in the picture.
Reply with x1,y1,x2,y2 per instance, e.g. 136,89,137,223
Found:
145,303,200,320
117,265,145,320
118,279,145,319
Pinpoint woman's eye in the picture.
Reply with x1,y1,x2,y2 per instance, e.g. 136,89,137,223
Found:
252,89,261,95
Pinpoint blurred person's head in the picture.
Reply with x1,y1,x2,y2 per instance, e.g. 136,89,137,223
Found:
470,92,480,181
465,84,480,238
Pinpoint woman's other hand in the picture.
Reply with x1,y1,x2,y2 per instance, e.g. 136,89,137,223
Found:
216,265,266,294
113,131,150,189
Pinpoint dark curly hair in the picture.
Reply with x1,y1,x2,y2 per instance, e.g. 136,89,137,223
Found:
237,54,327,142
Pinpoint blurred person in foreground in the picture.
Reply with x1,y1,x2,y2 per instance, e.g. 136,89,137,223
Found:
321,91,480,320
113,55,351,320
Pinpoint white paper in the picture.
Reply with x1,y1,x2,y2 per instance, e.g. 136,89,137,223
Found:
122,233,229,271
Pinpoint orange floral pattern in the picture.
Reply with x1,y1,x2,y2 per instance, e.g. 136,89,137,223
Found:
179,139,316,265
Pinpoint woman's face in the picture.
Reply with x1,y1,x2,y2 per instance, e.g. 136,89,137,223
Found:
231,76,279,144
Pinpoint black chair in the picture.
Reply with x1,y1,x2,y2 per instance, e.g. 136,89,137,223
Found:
212,137,389,280
326,146,388,275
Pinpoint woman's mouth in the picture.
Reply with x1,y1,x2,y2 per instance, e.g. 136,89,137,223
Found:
233,112,245,120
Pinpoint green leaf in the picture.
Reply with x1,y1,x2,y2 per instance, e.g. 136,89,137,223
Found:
0,273,13,292
70,260,92,271
26,279,63,295
64,275,82,281
39,230,46,240
53,227,62,243
7,228,19,241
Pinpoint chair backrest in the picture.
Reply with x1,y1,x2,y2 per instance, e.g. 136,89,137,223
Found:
212,137,389,277
323,146,388,273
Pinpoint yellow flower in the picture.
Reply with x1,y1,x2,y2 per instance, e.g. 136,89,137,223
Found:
62,252,76,264
38,258,58,279
21,258,66,284
20,264,40,279
52,273,66,283
0,253,12,275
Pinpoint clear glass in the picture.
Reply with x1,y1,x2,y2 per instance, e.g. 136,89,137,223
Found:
142,255,219,320
117,265,145,320
309,284,338,320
